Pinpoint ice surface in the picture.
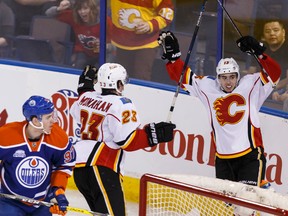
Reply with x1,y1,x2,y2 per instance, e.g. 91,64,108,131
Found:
62,189,139,216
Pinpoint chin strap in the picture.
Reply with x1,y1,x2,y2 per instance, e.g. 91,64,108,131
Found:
28,121,50,134
116,88,123,95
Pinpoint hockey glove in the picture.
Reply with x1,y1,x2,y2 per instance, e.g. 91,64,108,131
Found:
158,31,181,61
48,187,69,212
236,36,266,56
260,180,272,189
49,204,67,215
145,122,176,146
77,65,98,95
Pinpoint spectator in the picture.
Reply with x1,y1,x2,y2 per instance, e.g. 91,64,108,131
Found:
3,0,57,36
0,95,76,216
46,0,115,69
110,0,174,81
244,19,288,77
0,0,15,57
158,32,281,187
70,64,176,215
243,19,288,110
260,19,288,109
272,88,288,103
262,19,288,91
271,70,288,111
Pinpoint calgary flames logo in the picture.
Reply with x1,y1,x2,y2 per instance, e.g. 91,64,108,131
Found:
213,94,246,126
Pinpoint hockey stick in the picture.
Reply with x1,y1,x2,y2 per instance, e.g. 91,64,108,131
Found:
216,0,276,88
166,0,208,122
0,192,109,216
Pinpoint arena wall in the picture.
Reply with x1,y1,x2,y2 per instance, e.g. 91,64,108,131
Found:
0,62,287,202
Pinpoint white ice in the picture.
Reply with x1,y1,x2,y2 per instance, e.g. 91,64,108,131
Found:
62,189,139,216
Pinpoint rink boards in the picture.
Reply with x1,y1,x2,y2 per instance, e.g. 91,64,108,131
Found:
0,61,287,197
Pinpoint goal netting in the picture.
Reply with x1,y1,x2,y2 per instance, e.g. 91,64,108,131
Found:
139,173,288,216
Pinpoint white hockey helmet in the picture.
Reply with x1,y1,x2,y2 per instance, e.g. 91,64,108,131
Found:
98,63,129,89
216,58,240,82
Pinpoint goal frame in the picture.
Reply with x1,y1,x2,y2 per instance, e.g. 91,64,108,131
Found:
139,173,288,215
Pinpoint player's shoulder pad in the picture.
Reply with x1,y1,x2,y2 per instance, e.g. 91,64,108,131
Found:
0,121,26,146
45,124,69,148
120,97,132,104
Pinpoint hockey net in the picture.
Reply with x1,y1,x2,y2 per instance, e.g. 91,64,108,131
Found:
139,173,288,216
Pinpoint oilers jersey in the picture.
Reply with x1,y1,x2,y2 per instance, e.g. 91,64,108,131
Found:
70,91,150,174
0,121,75,210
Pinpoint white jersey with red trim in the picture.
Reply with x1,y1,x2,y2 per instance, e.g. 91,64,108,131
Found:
70,91,141,173
184,72,273,159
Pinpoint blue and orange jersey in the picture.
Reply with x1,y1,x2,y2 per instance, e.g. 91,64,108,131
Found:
0,121,76,210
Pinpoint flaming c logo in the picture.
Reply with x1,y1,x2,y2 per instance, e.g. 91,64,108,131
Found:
213,94,246,126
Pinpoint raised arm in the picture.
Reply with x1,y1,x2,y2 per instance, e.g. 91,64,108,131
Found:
45,0,71,17
237,35,281,86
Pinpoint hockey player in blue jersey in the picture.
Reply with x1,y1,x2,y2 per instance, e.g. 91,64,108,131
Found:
0,95,76,216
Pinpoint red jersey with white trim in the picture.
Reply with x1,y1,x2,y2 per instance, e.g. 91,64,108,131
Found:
0,121,76,208
166,55,281,159
70,91,150,174
111,0,174,49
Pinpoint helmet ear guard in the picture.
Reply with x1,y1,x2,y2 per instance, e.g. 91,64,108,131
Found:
22,96,55,122
97,63,129,90
216,58,240,82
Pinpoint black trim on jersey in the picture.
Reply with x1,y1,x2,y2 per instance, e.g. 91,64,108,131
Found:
115,130,135,147
28,137,40,142
86,141,101,166
188,73,193,86
247,119,254,149
116,149,124,173
101,89,118,95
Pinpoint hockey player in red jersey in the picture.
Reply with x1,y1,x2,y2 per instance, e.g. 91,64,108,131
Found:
158,32,281,187
0,95,76,216
70,64,176,216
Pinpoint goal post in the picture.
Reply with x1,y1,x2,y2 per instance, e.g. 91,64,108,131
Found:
139,173,288,216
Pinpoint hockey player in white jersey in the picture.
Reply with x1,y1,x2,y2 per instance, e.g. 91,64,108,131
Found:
70,64,176,216
158,32,281,187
